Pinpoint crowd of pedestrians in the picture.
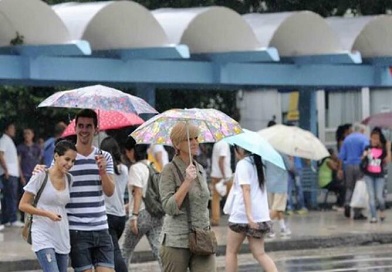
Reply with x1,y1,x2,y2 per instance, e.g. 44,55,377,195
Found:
0,110,391,272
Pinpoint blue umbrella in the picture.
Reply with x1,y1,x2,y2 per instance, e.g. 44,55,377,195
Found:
223,128,286,169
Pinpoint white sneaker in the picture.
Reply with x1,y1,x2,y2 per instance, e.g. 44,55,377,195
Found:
0,224,4,231
10,221,24,228
267,229,276,238
280,228,292,236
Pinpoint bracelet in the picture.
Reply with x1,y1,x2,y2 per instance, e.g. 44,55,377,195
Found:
132,212,139,216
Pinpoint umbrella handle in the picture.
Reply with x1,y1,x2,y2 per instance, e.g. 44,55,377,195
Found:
186,121,192,164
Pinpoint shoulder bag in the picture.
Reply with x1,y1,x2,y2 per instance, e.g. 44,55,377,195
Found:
22,170,49,244
172,161,217,255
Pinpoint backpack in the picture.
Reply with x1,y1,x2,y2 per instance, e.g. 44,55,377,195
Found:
142,162,165,218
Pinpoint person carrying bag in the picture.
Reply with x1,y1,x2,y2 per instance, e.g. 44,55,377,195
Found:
158,122,216,272
22,170,49,244
173,161,217,256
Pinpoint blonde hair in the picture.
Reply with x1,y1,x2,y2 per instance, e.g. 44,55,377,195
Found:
170,121,200,148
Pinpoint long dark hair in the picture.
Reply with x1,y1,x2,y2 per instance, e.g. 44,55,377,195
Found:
235,146,265,191
100,136,122,175
371,127,387,149
123,137,149,162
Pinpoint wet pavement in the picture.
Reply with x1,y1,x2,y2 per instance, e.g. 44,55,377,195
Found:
18,244,392,272
3,208,392,271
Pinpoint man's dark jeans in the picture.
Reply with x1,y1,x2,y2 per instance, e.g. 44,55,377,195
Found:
1,175,19,224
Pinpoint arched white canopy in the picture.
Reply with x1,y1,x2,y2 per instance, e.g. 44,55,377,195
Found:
53,1,169,50
153,7,261,53
327,15,392,57
244,11,342,56
0,0,70,47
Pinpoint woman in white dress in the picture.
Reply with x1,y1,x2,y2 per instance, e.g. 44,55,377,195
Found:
19,140,77,272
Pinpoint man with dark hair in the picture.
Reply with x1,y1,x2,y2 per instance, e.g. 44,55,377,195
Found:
67,109,116,272
43,121,67,167
0,119,23,227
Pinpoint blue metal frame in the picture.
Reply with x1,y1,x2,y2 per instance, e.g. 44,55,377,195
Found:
0,42,391,97
0,54,391,88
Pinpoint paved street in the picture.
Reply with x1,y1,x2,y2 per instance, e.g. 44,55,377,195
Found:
3,207,392,271
16,244,392,271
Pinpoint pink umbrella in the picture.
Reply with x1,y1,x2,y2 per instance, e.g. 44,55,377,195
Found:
62,110,144,137
362,112,392,128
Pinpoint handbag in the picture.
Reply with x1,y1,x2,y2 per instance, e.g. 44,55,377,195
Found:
172,161,217,255
360,157,369,172
22,171,48,244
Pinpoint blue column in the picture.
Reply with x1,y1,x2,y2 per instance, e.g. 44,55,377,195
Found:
298,89,317,134
298,89,319,209
136,84,157,120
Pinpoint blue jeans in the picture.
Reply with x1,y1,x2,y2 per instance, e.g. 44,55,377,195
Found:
364,175,385,219
287,173,305,210
36,248,68,272
1,175,18,224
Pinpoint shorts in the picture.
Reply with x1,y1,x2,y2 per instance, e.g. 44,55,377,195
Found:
69,230,114,272
268,193,288,211
228,221,272,239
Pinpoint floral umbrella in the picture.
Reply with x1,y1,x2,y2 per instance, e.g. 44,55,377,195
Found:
130,108,243,161
38,84,158,114
62,110,144,137
131,108,242,144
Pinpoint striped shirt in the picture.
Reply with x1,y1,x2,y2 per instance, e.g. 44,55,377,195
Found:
66,147,114,231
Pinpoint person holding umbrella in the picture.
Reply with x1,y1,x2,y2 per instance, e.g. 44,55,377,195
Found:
158,121,216,272
226,146,278,272
224,144,277,272
222,129,282,272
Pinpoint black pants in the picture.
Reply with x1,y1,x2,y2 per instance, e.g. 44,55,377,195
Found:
323,179,346,207
107,214,128,272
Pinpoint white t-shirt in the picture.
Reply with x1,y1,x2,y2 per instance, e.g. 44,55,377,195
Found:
228,157,270,224
24,171,71,254
0,134,19,177
128,160,149,213
210,140,232,179
105,164,128,217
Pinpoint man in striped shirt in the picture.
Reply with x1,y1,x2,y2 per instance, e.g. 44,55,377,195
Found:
67,109,115,272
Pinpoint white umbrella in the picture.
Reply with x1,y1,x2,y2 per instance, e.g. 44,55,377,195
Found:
258,124,329,161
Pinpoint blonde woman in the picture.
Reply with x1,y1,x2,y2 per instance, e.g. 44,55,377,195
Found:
159,122,216,272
